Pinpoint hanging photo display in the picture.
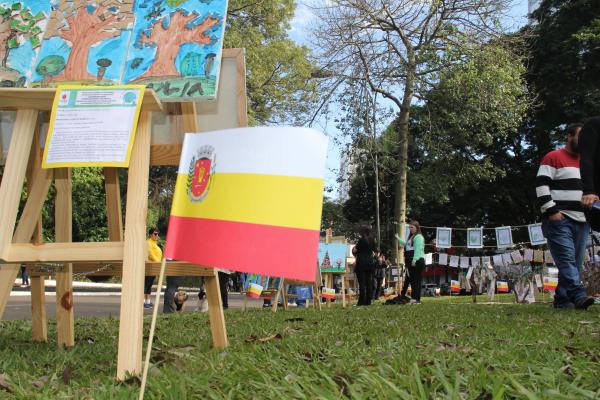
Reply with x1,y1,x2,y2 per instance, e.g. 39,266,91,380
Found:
467,228,483,249
438,253,448,266
459,256,470,269
528,223,546,246
436,227,452,248
495,226,513,249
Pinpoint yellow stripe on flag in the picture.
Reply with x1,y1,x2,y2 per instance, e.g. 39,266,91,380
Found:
171,173,324,230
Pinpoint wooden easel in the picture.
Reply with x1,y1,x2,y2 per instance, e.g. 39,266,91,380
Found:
321,230,350,308
0,89,228,380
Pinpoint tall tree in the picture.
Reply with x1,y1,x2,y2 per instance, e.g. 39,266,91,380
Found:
314,0,511,262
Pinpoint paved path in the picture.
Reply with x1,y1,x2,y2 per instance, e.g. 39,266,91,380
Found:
3,292,265,321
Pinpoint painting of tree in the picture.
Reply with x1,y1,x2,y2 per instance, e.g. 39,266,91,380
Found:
44,0,134,81
135,10,219,79
0,2,45,84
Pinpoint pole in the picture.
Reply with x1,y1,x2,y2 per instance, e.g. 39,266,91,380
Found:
139,256,167,400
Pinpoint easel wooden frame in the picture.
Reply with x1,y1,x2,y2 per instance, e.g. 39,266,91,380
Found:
320,232,350,308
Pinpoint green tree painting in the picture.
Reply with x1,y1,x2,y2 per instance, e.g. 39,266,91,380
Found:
0,2,45,85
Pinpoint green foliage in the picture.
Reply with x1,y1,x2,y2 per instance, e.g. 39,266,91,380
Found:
0,304,598,398
225,0,318,124
35,55,65,77
343,43,531,236
526,0,600,155
179,52,202,77
71,168,109,242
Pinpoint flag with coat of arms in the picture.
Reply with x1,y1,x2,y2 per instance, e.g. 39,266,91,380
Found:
164,127,328,281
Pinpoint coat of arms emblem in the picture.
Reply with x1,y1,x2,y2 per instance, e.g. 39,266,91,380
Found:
187,145,215,202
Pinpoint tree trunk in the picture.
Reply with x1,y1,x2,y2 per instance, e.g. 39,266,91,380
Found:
393,67,415,266
59,38,97,81
138,41,181,79
0,21,11,67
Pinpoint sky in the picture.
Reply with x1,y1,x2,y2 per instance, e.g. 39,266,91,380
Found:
287,1,531,199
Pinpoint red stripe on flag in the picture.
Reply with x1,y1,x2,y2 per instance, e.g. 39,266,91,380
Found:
164,216,320,281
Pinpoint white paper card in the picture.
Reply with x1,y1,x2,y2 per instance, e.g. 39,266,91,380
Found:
460,256,470,268
438,253,448,266
425,253,433,265
524,249,534,262
492,254,504,266
471,256,480,267
449,255,459,267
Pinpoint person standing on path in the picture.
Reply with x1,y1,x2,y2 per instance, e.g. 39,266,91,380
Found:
395,220,425,304
536,123,594,309
144,228,162,309
353,226,377,306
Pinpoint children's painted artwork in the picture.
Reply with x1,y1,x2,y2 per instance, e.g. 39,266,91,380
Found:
0,0,228,101
32,0,135,87
123,0,227,100
0,0,52,87
318,243,348,273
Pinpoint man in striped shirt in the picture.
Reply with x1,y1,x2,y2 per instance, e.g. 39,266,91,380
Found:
536,123,595,309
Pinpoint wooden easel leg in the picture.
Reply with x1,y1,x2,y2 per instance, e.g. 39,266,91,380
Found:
314,282,321,311
204,270,228,348
104,168,123,241
27,126,48,341
55,168,74,347
326,273,332,308
341,275,347,308
281,282,289,310
30,277,47,341
0,109,38,318
117,111,152,380
242,292,247,312
272,285,282,313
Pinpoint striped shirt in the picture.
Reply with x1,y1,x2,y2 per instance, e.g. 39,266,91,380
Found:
535,148,585,222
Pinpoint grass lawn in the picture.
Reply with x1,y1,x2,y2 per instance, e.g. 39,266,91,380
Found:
1,299,599,399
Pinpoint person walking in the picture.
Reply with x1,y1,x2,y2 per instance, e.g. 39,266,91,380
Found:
144,228,162,309
20,264,29,287
395,220,425,304
536,123,595,309
353,226,377,306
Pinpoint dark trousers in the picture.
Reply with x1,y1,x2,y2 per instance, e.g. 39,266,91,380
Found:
144,276,155,295
218,272,229,309
400,259,424,301
356,270,374,305
373,276,384,299
163,276,184,314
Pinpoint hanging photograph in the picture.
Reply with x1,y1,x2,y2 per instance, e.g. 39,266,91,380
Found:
495,226,513,249
438,253,448,266
467,227,483,249
436,227,452,248
527,223,546,246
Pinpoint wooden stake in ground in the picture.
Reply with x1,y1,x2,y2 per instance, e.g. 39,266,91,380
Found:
139,256,167,400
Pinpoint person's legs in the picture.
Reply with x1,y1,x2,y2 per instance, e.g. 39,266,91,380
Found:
218,272,229,309
144,276,155,306
364,271,373,305
356,271,367,305
400,268,410,298
163,276,182,314
411,260,424,302
542,219,589,307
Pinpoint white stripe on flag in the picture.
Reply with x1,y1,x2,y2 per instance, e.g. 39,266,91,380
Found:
179,127,328,178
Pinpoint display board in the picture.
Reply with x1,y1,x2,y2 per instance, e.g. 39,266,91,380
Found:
0,0,228,101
